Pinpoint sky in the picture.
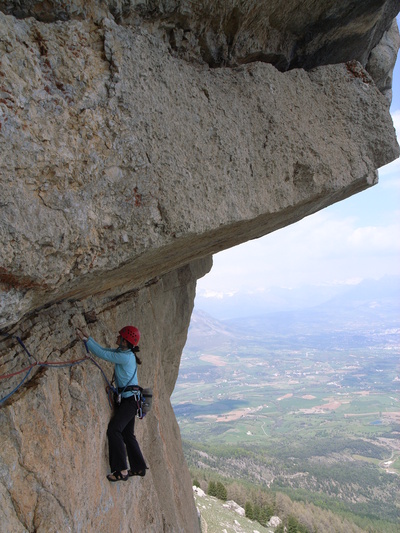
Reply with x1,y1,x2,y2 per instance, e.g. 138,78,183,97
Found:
196,38,400,301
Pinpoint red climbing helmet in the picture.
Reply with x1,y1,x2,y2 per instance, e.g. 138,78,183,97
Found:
119,326,140,346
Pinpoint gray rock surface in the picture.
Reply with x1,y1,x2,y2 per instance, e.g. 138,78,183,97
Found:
0,1,399,532
1,12,398,329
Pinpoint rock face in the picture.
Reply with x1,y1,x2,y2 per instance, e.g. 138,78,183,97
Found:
0,260,210,533
0,2,399,532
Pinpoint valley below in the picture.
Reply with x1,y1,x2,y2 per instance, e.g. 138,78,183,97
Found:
172,278,400,531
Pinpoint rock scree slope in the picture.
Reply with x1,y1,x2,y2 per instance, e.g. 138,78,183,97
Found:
0,1,399,532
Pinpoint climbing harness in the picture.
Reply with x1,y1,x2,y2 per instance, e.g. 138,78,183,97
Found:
109,367,152,419
119,387,152,419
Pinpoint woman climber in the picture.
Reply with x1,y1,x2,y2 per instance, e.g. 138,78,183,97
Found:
76,325,148,482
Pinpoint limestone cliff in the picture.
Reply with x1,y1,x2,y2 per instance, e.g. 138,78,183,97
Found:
1,2,399,532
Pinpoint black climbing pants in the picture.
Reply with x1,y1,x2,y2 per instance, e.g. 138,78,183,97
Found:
107,395,147,473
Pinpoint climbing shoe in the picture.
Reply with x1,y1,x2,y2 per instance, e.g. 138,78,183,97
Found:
128,469,146,477
107,471,129,482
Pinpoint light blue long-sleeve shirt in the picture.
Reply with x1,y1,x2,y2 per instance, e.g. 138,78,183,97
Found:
86,337,138,397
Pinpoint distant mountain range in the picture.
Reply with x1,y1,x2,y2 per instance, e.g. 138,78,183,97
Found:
187,276,400,351
194,275,400,320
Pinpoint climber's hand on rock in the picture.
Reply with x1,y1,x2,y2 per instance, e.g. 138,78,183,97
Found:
76,328,89,341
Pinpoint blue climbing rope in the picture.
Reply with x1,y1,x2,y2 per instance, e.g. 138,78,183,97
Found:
0,366,35,405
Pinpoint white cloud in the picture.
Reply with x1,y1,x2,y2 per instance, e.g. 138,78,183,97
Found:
201,289,237,299
198,207,400,294
347,224,400,251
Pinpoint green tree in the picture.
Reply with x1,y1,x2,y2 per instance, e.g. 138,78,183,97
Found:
265,504,274,521
258,506,271,526
288,515,299,533
193,479,200,488
207,481,217,497
287,515,310,533
216,481,228,501
245,501,254,520
253,503,261,523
